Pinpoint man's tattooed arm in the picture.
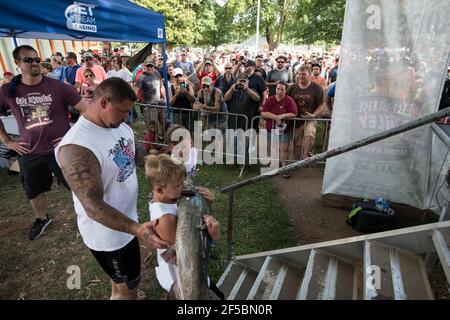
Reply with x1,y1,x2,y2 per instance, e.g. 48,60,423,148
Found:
58,144,141,235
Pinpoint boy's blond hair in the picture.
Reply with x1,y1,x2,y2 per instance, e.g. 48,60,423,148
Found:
144,154,186,188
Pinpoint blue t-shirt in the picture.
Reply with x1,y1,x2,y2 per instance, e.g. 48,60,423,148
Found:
327,82,336,97
176,61,194,76
49,66,68,82
65,65,80,85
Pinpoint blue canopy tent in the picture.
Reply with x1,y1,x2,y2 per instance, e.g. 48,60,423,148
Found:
0,0,172,122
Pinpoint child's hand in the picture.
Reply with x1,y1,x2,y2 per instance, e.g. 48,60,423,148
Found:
197,186,215,203
203,215,220,241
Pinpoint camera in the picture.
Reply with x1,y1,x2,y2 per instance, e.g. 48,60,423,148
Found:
180,82,187,89
236,83,244,91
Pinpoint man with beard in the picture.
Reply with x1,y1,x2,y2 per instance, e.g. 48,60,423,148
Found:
287,65,326,160
225,73,260,163
56,78,170,299
0,45,88,240
266,55,292,97
310,63,327,90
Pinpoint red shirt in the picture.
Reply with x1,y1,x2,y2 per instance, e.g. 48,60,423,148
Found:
199,71,218,87
0,76,82,155
143,132,157,152
261,95,298,132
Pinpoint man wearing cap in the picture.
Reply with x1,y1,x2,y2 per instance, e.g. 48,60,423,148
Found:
2,71,14,85
194,76,226,130
196,57,219,87
244,60,265,104
75,52,107,93
224,73,260,163
169,68,195,130
266,55,292,97
135,58,165,104
135,58,166,134
224,73,260,130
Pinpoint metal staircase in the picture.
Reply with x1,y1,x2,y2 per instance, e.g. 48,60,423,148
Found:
217,221,450,300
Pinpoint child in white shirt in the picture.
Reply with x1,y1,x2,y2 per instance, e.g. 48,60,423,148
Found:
144,154,220,298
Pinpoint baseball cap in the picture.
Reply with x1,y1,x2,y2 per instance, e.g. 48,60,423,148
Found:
204,60,212,66
202,76,213,86
144,58,155,66
172,68,183,77
238,73,248,80
82,52,94,59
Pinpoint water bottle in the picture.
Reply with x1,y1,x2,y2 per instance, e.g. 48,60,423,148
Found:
375,197,394,215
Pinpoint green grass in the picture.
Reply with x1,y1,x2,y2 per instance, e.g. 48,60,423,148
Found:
0,163,296,299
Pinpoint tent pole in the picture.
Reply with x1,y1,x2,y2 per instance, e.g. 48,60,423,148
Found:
12,37,18,48
162,42,171,126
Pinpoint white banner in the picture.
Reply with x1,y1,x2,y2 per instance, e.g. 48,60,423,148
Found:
323,0,450,209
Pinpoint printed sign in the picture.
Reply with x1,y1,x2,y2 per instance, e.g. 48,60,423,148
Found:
65,2,98,33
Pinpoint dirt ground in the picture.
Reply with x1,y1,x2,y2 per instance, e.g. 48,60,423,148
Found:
273,166,362,245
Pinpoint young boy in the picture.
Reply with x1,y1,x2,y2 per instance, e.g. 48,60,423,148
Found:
144,154,220,299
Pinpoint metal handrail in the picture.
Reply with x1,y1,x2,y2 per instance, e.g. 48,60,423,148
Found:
221,107,450,194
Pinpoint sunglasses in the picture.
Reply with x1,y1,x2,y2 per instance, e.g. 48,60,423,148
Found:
225,67,232,70
83,57,93,62
85,74,94,78
202,84,210,88
277,61,285,63
21,57,41,64
146,64,154,68
175,74,183,78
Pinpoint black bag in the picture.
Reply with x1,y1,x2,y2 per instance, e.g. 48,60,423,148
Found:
346,200,395,233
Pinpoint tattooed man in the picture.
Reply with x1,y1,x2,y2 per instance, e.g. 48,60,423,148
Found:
56,78,169,299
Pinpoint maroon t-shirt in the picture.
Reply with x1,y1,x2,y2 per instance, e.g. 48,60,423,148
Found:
261,95,298,132
0,76,82,155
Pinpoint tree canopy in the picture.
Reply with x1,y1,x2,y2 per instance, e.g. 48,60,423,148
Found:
132,0,346,49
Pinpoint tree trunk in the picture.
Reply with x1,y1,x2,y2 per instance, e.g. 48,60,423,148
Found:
274,0,294,48
266,25,277,51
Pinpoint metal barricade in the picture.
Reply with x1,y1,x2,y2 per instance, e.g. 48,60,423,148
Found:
250,115,332,165
134,103,249,175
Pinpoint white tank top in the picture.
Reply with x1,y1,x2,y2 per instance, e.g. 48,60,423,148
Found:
55,115,138,252
149,201,178,292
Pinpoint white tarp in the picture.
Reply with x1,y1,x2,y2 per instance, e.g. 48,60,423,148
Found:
322,0,450,209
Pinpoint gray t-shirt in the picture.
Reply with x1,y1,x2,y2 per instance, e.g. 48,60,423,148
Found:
267,68,292,96
136,72,162,103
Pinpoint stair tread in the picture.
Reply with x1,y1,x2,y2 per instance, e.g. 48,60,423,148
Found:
365,241,433,300
298,250,357,300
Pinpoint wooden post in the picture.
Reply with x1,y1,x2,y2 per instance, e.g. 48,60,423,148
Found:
0,52,7,74
62,41,68,55
49,40,56,54
34,40,43,60
226,191,235,262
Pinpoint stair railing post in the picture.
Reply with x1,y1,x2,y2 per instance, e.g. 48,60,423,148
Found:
226,191,235,263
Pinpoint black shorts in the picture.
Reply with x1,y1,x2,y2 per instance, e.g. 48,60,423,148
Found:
90,237,141,290
18,153,70,199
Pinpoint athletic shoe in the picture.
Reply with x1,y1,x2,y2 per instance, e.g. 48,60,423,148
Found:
29,217,52,240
